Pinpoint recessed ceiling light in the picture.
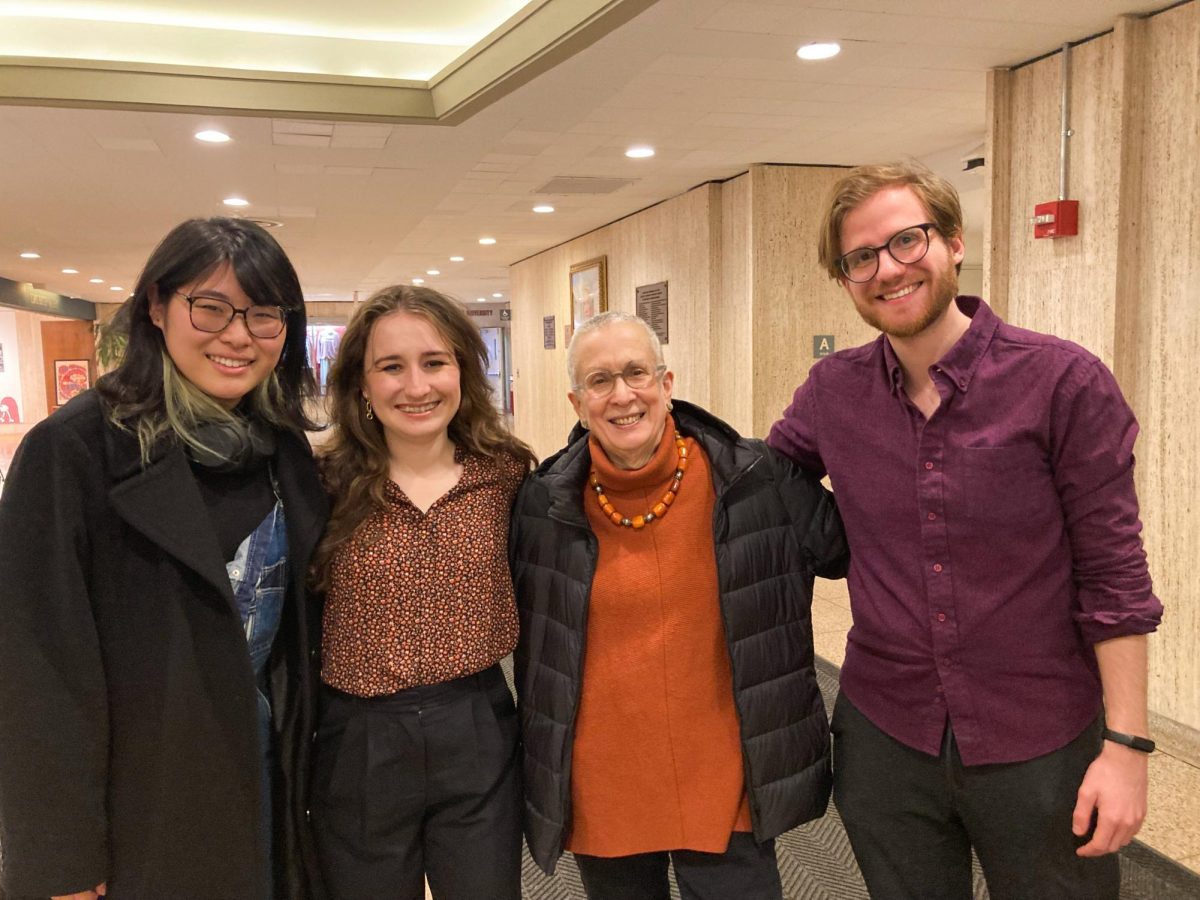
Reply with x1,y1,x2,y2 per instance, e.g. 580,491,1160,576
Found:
426,269,440,276
492,293,503,298
412,277,425,285
625,146,655,159
195,129,231,143
532,204,555,213
478,237,496,245
476,297,487,302
89,277,104,284
110,286,124,292
62,268,79,274
223,196,249,207
797,42,841,60
449,256,465,262
19,251,40,259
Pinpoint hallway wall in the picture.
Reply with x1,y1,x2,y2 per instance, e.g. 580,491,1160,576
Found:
986,3,1200,753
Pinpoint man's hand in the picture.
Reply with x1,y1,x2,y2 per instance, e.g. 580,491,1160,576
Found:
52,883,106,900
1072,740,1148,856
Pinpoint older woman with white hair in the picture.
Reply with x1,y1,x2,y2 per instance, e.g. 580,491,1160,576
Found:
511,311,849,899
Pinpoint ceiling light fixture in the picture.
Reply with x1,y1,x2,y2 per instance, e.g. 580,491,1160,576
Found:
426,269,440,276
449,256,465,262
19,251,40,259
223,196,250,207
89,278,104,284
796,42,841,60
625,146,655,159
62,268,79,274
492,293,503,298
195,130,231,143
532,204,555,213
110,286,124,292
476,297,487,302
412,277,425,285
479,237,496,245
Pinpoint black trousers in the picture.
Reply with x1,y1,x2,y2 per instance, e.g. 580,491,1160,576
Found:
831,693,1119,900
310,665,522,900
573,832,783,900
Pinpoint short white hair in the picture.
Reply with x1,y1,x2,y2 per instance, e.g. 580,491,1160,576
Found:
566,311,665,388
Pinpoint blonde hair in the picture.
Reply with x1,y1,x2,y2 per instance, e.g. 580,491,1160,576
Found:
122,352,288,465
817,161,963,280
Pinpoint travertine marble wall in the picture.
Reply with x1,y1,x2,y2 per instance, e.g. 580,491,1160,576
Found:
988,5,1200,750
745,166,876,438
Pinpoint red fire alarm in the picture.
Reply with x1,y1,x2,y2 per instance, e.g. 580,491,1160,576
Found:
1031,199,1079,239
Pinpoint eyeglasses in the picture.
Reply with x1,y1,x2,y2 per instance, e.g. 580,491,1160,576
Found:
176,292,288,338
838,223,938,283
576,363,666,398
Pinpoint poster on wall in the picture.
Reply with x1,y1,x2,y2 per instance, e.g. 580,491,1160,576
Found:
569,256,608,332
54,359,90,406
0,310,24,422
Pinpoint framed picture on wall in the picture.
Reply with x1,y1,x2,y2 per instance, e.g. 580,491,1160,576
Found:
569,256,608,334
54,359,90,406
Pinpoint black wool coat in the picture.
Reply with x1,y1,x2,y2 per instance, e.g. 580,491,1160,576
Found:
0,392,328,900
510,400,850,874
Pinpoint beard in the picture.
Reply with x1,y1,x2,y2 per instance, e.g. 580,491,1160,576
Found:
856,261,960,339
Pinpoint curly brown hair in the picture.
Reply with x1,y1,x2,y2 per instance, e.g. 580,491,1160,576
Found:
312,284,535,590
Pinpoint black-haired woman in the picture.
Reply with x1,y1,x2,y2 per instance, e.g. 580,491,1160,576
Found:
0,218,328,900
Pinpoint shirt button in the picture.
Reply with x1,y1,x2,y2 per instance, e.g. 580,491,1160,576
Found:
941,657,953,667
927,512,937,521
924,461,934,470
932,563,943,573
936,612,946,622
935,684,944,692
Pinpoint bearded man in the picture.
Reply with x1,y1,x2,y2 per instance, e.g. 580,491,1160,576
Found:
767,161,1161,900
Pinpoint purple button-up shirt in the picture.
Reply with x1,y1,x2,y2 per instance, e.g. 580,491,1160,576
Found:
767,297,1161,765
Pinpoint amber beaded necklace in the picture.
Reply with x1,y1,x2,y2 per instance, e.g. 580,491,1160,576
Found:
589,432,689,529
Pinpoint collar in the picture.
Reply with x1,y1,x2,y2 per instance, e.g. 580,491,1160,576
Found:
882,296,999,396
383,445,498,508
588,413,679,493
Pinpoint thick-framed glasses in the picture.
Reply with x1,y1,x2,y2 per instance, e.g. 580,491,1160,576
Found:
838,222,938,283
176,291,288,338
576,363,666,398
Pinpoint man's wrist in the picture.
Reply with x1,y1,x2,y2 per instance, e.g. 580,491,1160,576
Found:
1102,728,1155,753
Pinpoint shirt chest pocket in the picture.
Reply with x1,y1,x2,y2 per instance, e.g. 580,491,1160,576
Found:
953,445,1057,526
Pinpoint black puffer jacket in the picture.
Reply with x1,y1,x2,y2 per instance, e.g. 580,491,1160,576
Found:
511,400,848,874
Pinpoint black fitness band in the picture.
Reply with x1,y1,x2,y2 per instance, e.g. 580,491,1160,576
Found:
1102,728,1155,753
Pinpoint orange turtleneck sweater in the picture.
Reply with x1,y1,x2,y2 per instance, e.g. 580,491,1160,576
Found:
566,416,752,858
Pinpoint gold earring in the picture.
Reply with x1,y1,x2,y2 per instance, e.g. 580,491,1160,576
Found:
365,398,374,421
666,400,673,411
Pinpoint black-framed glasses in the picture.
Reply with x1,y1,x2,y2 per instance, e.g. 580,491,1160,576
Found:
176,292,288,338
838,222,938,283
576,363,666,398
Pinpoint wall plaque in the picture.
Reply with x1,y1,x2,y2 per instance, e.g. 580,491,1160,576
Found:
543,316,556,349
813,334,835,358
635,281,669,345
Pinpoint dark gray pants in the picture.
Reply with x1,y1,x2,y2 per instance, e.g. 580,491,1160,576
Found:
573,832,783,900
832,693,1118,900
310,665,522,900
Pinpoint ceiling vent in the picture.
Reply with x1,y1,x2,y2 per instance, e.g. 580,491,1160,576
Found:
534,176,635,195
